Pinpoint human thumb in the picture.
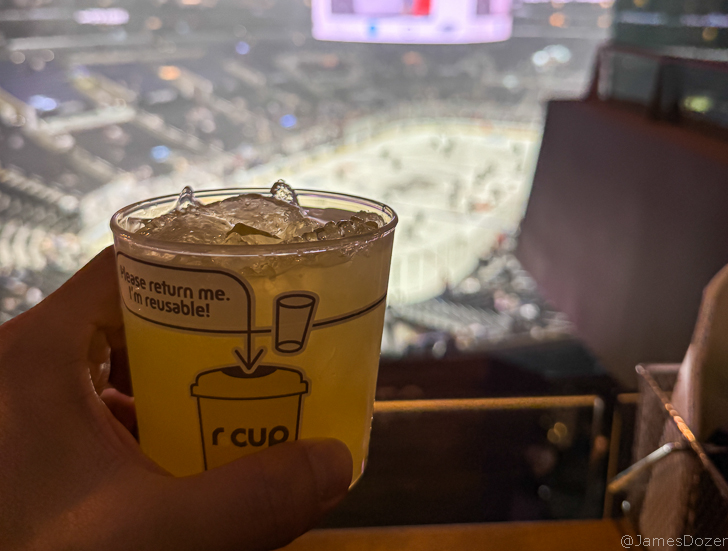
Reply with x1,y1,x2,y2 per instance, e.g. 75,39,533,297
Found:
155,439,352,551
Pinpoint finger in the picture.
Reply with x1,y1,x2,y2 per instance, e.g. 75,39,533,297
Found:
2,247,126,384
100,388,137,437
109,344,133,396
158,439,352,551
45,245,125,352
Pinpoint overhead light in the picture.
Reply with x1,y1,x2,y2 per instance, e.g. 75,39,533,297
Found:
73,8,129,26
158,66,182,81
683,95,713,113
146,16,163,30
531,50,550,67
279,114,298,128
549,13,566,27
29,95,58,112
151,145,171,162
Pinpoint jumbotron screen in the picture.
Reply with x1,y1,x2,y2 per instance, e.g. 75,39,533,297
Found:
312,0,513,44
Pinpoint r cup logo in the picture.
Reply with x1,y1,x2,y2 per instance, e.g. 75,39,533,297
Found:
191,364,309,470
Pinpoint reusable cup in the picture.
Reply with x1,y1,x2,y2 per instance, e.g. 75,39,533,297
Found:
111,189,397,482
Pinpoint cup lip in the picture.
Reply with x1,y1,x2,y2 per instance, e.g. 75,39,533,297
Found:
110,187,398,256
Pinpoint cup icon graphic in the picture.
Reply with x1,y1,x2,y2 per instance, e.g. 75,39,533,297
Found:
190,364,309,470
274,293,317,354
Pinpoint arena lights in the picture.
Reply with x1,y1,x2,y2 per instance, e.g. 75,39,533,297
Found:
28,95,58,112
151,146,171,162
73,8,129,26
522,0,611,3
681,13,728,28
683,96,713,113
279,114,298,128
158,66,182,81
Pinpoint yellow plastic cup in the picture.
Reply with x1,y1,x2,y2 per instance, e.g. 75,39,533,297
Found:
111,188,397,483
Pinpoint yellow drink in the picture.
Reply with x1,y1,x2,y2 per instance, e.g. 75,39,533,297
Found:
112,188,396,483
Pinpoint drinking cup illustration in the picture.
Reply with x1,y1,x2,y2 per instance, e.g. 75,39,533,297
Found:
274,293,318,354
191,362,309,470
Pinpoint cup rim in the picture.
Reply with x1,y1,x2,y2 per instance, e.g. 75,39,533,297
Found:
110,187,398,256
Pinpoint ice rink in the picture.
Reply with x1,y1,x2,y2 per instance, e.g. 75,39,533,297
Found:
231,118,541,304
79,118,540,305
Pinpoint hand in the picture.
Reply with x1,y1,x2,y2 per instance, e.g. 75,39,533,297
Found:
0,247,352,551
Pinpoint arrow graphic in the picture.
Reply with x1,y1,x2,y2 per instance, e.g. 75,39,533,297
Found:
234,345,266,374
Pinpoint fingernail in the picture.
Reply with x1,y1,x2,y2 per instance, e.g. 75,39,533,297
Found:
304,439,353,503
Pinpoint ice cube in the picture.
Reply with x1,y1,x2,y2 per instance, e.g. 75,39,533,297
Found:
137,208,232,244
223,231,281,246
352,211,385,226
270,179,300,206
337,220,358,237
174,186,202,211
227,222,278,239
136,181,387,246
126,217,153,233
345,211,385,237
206,194,317,241
224,222,280,246
314,221,343,241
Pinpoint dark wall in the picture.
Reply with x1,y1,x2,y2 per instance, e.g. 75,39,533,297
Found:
517,99,728,388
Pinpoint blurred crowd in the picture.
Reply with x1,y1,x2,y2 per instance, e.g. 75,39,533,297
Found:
0,0,605,354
